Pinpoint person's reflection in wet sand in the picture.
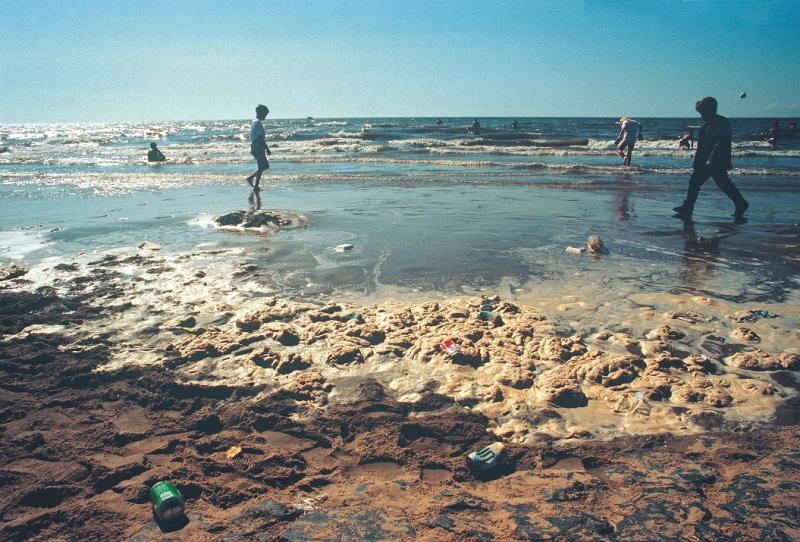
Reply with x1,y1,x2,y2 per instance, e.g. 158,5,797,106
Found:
679,219,736,289
613,184,634,221
248,190,262,212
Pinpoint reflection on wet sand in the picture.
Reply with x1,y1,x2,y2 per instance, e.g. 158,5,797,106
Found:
679,219,737,290
612,184,634,221
248,190,262,211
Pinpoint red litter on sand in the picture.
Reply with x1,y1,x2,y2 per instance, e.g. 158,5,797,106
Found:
440,339,460,356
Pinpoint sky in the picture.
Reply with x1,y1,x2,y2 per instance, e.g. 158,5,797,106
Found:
1,0,799,122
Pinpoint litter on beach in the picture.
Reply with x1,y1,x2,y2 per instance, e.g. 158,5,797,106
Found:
149,481,185,525
439,338,460,356
732,309,774,323
293,494,328,513
224,445,242,459
628,392,646,415
467,442,508,473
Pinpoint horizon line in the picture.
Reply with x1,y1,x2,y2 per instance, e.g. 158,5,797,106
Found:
1,115,795,125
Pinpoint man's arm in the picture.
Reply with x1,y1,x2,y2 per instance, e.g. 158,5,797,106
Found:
257,122,271,155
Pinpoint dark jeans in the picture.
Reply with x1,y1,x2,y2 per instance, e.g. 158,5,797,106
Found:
683,165,746,211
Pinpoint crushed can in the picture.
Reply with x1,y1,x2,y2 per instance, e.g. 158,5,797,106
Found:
149,481,185,524
467,442,508,473
439,338,460,356
478,310,493,321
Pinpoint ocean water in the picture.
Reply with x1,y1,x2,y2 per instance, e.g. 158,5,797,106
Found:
2,117,799,195
1,117,799,310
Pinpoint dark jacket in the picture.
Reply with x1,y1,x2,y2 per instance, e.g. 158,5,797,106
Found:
693,114,732,170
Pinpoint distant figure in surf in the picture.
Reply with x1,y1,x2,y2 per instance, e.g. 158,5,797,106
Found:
246,104,272,191
672,96,748,221
470,118,481,134
678,128,694,150
147,142,166,162
766,121,779,149
436,118,444,126
613,117,641,166
512,119,519,129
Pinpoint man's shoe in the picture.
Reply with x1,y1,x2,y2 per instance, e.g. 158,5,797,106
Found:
672,204,692,218
733,201,749,218
672,204,688,213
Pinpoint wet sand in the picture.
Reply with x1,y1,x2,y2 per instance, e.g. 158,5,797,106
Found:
1,222,799,541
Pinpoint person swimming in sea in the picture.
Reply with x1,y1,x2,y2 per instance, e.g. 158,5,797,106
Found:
512,119,519,129
147,142,166,162
767,121,779,148
470,118,481,134
436,118,443,126
613,117,642,166
678,128,694,150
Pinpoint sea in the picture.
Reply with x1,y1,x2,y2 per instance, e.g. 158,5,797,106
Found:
1,117,799,315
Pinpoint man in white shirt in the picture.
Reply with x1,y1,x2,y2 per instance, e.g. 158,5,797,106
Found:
614,117,642,166
246,104,272,191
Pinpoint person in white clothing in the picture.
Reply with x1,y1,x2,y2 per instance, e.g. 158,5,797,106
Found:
614,117,642,166
246,104,271,191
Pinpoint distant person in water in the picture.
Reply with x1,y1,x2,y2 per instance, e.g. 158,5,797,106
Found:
789,121,797,130
436,118,443,126
246,104,271,191
512,119,519,129
147,142,166,162
678,128,694,150
470,118,481,134
673,96,748,221
613,117,641,166
766,121,779,148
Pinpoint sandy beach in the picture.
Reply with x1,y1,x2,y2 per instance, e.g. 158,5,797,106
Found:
1,200,798,540
4,0,800,537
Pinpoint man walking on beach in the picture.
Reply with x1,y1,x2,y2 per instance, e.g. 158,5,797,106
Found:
673,97,748,221
246,104,271,191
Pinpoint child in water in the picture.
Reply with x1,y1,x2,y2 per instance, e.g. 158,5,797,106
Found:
147,143,166,162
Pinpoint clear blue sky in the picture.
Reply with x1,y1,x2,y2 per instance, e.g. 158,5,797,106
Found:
1,0,798,122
